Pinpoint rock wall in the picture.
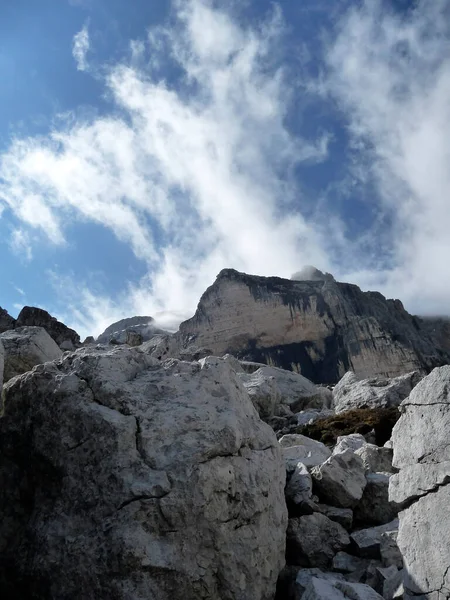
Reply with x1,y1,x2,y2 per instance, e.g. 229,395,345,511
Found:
178,269,448,383
390,366,450,599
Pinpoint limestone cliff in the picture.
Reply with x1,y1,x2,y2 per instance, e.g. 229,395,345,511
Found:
178,269,449,383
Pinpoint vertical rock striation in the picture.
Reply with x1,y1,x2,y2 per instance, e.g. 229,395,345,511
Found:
178,269,449,383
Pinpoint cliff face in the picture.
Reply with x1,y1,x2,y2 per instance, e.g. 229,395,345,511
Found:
178,269,449,384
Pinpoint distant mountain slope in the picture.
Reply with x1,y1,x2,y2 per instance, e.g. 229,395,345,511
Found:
177,268,449,383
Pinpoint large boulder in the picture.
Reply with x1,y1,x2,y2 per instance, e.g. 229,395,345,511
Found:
389,366,450,598
15,306,80,350
333,371,422,414
279,434,332,470
350,520,399,560
237,366,331,420
0,349,287,599
0,326,62,382
300,577,384,599
311,450,367,509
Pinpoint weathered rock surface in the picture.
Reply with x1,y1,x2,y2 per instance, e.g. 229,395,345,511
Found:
301,577,384,599
350,520,399,559
177,268,449,384
0,326,62,382
354,473,399,527
279,434,332,470
237,365,331,420
0,307,15,333
311,450,367,508
0,349,287,599
333,371,422,414
389,366,450,598
286,513,350,568
333,433,368,455
316,505,353,530
15,306,81,350
97,315,169,344
285,462,316,515
355,444,394,474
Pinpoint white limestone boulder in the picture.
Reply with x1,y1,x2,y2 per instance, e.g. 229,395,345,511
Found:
279,434,332,470
389,366,450,598
311,450,367,508
238,365,331,420
333,433,367,455
355,444,394,473
0,348,287,600
333,371,422,414
0,326,62,383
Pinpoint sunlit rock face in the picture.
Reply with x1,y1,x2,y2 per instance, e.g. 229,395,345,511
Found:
177,269,448,384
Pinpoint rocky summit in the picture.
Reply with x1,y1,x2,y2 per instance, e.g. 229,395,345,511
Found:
1,268,450,600
177,269,450,383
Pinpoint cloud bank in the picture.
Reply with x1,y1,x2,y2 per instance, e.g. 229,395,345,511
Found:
1,0,450,336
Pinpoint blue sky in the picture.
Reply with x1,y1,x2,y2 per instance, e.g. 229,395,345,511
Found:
1,0,450,338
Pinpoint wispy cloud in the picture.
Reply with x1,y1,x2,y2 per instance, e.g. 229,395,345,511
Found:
72,23,90,71
9,228,33,262
0,0,331,336
325,0,450,315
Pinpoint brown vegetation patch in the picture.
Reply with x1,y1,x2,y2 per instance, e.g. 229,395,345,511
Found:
297,407,400,447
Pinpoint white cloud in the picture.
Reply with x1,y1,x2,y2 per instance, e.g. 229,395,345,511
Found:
72,23,90,71
325,0,450,315
0,0,332,337
9,228,33,261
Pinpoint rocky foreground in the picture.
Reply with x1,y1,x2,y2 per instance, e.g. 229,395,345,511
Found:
0,323,449,599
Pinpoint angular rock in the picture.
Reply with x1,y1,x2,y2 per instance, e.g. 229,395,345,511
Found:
389,367,450,598
301,577,384,599
316,504,353,530
355,444,394,474
383,568,404,600
0,349,287,599
238,366,331,420
294,569,345,598
332,552,370,574
311,450,367,508
333,433,367,455
285,462,316,515
350,520,399,559
333,371,422,414
15,306,80,350
354,473,399,527
296,409,335,428
141,333,181,361
0,326,62,382
279,434,332,470
286,513,350,568
380,531,403,569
